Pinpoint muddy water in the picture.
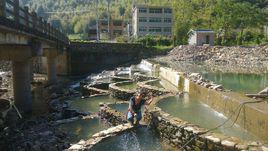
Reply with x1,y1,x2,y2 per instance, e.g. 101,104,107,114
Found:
157,94,260,141
91,127,176,151
59,118,107,143
203,72,268,93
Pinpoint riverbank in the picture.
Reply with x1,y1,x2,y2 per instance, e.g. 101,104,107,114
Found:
154,45,268,74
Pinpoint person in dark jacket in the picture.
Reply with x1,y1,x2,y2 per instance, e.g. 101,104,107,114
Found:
127,89,153,125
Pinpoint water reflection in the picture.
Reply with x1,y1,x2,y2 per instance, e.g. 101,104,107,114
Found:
203,72,268,93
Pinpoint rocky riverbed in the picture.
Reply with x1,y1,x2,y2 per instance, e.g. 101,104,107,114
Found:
154,45,268,74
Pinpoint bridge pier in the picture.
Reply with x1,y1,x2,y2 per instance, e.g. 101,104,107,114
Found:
44,48,58,84
12,60,32,113
0,45,33,113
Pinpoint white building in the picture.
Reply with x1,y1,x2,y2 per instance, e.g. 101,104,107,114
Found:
132,5,173,38
188,29,215,46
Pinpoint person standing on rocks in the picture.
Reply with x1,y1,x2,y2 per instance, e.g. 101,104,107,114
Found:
127,89,153,125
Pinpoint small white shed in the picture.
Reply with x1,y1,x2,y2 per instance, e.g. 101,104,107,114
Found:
188,29,215,46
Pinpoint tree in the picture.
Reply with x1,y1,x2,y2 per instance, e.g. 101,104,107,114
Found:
119,5,126,17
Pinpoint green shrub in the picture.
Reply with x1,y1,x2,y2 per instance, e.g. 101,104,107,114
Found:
135,35,172,47
116,36,128,43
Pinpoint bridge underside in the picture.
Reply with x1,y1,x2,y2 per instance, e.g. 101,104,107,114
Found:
0,44,59,113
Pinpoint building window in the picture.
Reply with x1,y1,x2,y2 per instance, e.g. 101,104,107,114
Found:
139,8,147,13
139,27,147,32
149,17,162,23
164,18,172,23
149,27,162,32
139,17,147,22
164,8,172,14
163,27,171,33
149,8,162,14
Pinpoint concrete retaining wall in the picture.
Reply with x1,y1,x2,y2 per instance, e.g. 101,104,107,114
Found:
188,80,268,141
140,59,268,141
159,67,182,89
68,42,163,76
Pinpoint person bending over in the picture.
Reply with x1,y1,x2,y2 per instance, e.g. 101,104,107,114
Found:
127,89,153,125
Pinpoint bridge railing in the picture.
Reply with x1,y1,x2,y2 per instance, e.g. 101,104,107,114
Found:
0,0,69,45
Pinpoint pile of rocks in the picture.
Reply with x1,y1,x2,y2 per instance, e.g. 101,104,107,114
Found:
0,115,71,151
132,73,157,82
0,61,11,72
0,72,12,98
188,73,224,91
156,45,268,73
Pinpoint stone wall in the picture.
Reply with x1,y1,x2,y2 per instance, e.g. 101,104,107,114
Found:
133,72,157,82
109,81,136,101
81,82,110,96
68,123,134,151
99,104,128,126
145,95,268,151
68,42,164,76
81,86,109,96
110,76,132,83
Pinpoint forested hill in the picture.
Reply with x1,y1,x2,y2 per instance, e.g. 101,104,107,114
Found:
20,0,171,35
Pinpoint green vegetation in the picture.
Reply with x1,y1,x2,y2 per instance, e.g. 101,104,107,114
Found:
21,0,268,46
135,35,173,47
172,0,268,45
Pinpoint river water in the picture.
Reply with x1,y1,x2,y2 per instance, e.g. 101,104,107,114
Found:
59,62,266,149
59,118,107,143
91,127,176,151
203,72,268,93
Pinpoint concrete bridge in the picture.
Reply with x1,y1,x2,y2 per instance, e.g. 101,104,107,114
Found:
0,0,69,113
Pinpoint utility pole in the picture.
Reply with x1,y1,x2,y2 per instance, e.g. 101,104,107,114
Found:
107,0,111,41
96,0,100,42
